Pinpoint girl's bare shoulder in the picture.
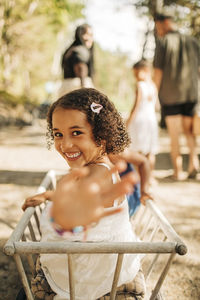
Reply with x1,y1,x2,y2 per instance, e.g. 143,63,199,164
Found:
88,162,111,175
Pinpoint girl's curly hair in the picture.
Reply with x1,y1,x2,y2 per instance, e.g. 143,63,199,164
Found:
47,88,130,154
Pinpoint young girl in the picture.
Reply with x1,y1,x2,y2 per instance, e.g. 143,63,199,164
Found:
126,60,159,182
23,88,145,300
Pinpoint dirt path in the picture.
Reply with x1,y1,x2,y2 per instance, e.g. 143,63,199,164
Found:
0,123,200,300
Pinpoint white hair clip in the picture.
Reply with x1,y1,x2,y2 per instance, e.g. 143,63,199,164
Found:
90,102,103,114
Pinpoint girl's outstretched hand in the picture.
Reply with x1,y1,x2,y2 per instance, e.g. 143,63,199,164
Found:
140,191,154,206
51,161,138,231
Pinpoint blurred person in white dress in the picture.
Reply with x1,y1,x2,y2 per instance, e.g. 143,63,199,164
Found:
126,59,159,183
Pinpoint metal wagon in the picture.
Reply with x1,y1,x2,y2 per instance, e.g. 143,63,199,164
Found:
3,170,187,300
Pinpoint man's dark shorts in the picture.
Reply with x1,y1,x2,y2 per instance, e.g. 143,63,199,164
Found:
162,102,197,117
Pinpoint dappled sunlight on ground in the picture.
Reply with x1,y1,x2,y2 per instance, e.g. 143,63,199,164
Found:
0,124,199,299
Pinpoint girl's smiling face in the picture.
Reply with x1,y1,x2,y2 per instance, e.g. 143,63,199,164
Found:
52,108,104,168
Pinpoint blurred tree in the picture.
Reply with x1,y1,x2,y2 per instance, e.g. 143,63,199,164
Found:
94,44,134,113
0,0,84,104
132,0,200,38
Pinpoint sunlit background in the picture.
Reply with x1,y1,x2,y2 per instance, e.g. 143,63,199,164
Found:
0,0,199,123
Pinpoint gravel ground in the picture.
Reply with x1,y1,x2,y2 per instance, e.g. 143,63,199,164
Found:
0,123,200,300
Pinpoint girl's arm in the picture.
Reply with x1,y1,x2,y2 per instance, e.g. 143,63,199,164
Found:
22,190,54,211
109,149,153,205
73,62,88,87
151,80,160,112
125,151,153,205
155,86,160,112
126,83,142,128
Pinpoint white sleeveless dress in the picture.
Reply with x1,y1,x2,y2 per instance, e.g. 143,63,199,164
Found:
128,80,158,155
40,163,141,300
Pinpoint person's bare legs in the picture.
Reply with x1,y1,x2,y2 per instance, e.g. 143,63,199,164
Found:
182,116,199,175
165,115,183,179
146,153,156,184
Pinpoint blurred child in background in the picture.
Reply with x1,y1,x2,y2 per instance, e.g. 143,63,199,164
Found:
126,59,159,183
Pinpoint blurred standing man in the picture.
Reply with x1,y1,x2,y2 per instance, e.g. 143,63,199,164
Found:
153,12,200,180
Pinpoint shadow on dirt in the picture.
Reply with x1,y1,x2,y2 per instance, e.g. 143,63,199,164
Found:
0,170,46,186
155,153,200,171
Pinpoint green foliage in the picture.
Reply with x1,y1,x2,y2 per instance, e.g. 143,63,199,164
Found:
163,0,200,38
0,90,30,106
132,0,200,38
94,45,135,113
164,0,199,7
1,0,199,111
0,0,84,104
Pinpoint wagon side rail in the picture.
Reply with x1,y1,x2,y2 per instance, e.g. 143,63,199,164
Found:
132,199,187,300
9,240,178,255
5,238,182,300
3,170,59,256
3,169,188,300
145,200,187,256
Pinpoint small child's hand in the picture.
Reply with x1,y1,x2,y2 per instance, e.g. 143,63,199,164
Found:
22,191,53,211
140,191,154,206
